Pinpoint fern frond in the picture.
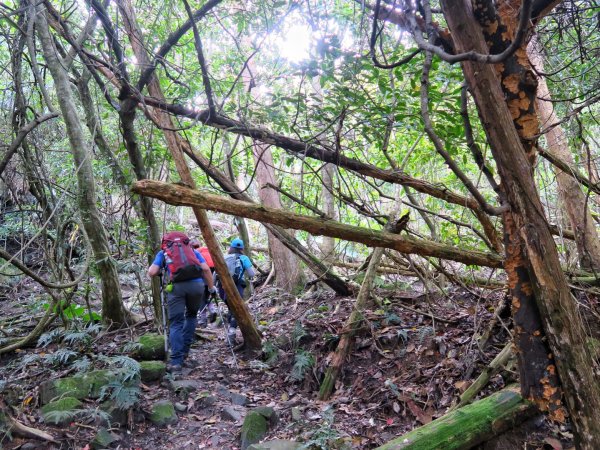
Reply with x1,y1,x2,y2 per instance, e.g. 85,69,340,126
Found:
43,409,78,425
292,321,307,349
63,331,92,347
122,341,142,353
20,353,42,367
43,349,79,366
37,328,65,348
262,341,279,366
291,349,315,381
417,326,434,346
85,323,103,335
71,356,92,373
100,382,140,409
79,407,111,424
107,356,141,382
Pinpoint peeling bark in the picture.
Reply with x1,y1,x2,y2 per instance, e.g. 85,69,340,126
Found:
442,0,600,444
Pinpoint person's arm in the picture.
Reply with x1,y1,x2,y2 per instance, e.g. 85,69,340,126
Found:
148,252,163,277
200,262,216,290
242,256,256,278
148,264,161,277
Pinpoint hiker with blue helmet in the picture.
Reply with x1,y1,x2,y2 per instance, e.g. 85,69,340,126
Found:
148,231,217,373
215,238,255,345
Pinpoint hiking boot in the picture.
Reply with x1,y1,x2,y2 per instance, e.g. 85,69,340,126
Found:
166,363,182,373
183,358,199,368
226,332,237,346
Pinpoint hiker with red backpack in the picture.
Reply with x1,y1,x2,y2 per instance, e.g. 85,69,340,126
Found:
215,238,256,345
148,232,217,373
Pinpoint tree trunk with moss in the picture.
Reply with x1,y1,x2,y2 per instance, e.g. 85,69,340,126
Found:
37,7,128,327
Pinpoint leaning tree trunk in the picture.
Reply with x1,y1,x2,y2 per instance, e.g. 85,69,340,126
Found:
132,180,505,268
469,0,566,422
442,0,600,445
319,214,404,400
118,0,261,349
37,7,128,327
528,37,600,271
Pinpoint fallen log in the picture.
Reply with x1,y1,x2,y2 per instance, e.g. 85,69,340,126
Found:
376,385,534,450
452,343,514,410
132,180,504,269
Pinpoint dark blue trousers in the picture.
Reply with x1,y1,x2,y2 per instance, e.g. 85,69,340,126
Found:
167,280,204,365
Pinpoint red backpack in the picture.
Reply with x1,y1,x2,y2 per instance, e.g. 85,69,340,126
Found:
199,247,214,268
161,232,204,282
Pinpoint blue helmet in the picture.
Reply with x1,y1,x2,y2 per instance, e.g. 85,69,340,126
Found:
230,238,245,249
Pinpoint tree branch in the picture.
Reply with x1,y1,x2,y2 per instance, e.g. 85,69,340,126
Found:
132,179,504,268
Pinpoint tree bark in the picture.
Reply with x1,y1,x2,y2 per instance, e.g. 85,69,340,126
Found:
251,143,306,291
242,56,305,292
37,6,128,327
442,0,600,444
132,180,504,268
528,38,600,271
320,164,337,261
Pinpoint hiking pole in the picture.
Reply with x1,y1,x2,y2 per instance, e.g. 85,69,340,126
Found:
211,293,239,369
159,273,168,354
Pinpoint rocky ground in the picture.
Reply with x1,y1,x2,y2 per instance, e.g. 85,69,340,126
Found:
0,279,575,449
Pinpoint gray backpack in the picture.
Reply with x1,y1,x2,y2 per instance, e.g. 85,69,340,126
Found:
215,254,244,286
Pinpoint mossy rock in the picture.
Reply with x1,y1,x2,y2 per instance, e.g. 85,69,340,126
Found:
135,334,166,361
140,361,166,382
253,406,278,426
92,427,119,449
82,370,112,398
241,411,268,450
149,400,177,426
247,441,301,450
41,397,82,425
100,401,128,427
39,369,139,405
40,376,89,404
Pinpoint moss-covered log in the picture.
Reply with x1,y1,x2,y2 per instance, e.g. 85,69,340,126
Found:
376,385,534,450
